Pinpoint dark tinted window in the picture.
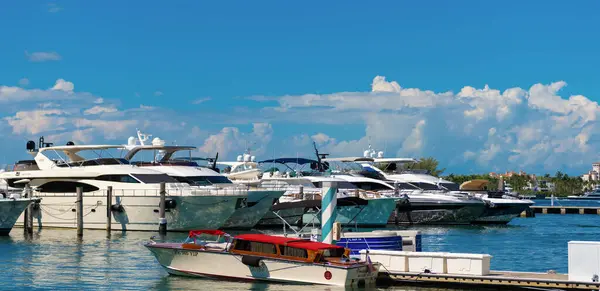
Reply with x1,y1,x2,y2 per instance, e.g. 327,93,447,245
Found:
96,175,140,183
322,248,345,257
131,174,178,184
173,175,232,186
38,181,99,193
56,158,130,167
440,183,459,191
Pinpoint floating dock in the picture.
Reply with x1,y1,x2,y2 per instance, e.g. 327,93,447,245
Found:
528,206,600,215
380,270,600,290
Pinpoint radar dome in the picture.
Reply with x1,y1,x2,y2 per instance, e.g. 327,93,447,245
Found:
152,137,165,146
127,136,136,146
237,155,243,162
363,150,370,158
377,151,384,158
251,156,256,162
243,154,251,162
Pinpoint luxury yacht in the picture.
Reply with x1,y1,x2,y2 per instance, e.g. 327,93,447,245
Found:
247,154,400,228
0,181,38,235
0,138,247,231
459,180,534,224
123,131,284,229
361,156,486,225
361,147,530,225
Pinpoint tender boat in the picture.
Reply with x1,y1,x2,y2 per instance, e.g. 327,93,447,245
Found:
145,230,379,286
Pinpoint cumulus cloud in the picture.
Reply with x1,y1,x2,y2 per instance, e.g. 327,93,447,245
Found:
25,51,61,62
251,76,600,173
83,105,118,115
199,123,274,157
51,79,74,92
154,91,163,96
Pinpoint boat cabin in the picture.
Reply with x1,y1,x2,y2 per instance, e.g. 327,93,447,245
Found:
230,234,351,264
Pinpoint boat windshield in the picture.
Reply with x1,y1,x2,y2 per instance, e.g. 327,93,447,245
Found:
173,175,233,186
130,173,178,184
56,158,130,167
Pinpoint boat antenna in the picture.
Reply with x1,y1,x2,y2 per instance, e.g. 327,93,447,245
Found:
313,142,329,172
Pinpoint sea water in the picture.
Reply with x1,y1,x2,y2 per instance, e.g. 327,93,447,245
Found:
3,199,600,290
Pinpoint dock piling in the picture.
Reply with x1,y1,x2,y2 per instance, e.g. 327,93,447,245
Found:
106,186,112,232
76,187,83,236
321,181,338,244
159,182,167,235
23,185,33,234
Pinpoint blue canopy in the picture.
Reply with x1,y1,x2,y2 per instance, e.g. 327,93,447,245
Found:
258,158,319,165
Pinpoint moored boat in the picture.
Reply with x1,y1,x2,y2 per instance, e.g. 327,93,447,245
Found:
145,230,379,286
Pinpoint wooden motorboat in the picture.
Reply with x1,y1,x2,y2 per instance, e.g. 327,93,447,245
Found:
145,230,379,286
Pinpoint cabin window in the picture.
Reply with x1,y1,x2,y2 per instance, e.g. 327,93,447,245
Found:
233,240,277,254
322,248,345,258
96,175,140,183
38,181,99,193
172,175,232,186
279,246,308,258
353,182,392,191
130,174,178,184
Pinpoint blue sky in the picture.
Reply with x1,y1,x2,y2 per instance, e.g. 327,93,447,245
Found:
1,1,600,175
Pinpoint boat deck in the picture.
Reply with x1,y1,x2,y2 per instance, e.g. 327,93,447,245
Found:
382,270,600,290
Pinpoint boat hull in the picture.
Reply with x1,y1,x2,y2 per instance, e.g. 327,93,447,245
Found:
15,193,246,231
393,198,486,225
473,200,533,224
0,198,35,235
256,208,307,227
304,198,398,227
146,244,377,286
222,190,285,229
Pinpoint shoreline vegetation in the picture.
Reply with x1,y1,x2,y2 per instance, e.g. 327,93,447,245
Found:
384,157,590,197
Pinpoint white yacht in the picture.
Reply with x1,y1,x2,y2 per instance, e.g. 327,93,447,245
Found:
218,153,262,182
123,132,284,229
361,147,530,225
0,138,247,231
249,156,400,228
360,148,486,225
0,182,38,235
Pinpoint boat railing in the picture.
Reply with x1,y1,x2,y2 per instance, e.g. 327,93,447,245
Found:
32,186,248,197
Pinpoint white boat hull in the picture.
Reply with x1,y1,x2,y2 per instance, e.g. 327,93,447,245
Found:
222,190,284,229
15,193,245,231
304,198,398,227
146,244,377,286
0,198,35,235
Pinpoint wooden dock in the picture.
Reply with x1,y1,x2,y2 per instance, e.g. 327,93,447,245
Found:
381,270,600,290
528,206,600,215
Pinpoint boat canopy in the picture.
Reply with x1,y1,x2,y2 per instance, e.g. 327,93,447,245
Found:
258,158,318,165
459,179,489,191
234,234,344,251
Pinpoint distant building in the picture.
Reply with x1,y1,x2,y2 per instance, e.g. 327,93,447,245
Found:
488,170,528,178
582,162,600,182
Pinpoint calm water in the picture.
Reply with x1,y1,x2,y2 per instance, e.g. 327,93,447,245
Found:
3,200,600,290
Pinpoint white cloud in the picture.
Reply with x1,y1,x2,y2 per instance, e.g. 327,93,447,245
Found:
311,133,334,145
51,79,74,92
199,123,273,157
94,98,104,104
19,78,29,87
154,91,163,96
25,51,61,62
250,76,600,173
83,105,117,115
192,97,211,104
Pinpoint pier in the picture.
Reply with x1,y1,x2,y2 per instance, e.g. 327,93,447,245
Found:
381,271,600,290
524,206,600,215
